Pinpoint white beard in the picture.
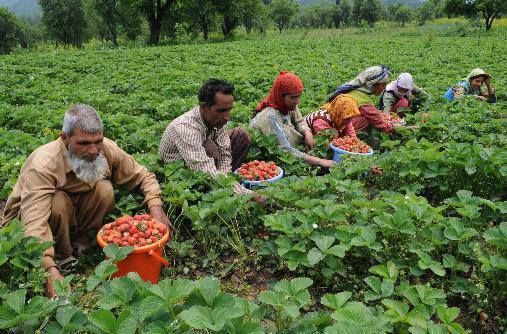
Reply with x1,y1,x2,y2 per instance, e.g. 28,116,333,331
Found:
67,147,109,183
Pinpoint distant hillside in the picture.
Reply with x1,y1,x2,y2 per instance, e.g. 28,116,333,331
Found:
0,0,40,18
299,0,425,8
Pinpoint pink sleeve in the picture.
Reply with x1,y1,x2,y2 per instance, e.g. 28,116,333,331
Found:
312,118,332,134
343,122,357,138
359,105,394,133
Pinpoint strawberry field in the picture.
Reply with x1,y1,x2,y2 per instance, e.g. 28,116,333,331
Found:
1,28,506,333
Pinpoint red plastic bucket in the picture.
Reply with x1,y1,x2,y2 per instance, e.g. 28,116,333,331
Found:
97,228,170,284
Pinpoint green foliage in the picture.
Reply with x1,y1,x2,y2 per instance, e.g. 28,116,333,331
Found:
39,0,88,47
269,0,299,33
0,7,29,53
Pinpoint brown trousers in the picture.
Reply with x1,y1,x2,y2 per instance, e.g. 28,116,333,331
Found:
203,127,251,171
49,180,115,259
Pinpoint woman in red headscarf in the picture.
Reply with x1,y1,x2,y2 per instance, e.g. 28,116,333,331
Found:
251,71,334,168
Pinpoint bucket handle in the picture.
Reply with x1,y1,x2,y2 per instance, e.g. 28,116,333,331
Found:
148,250,170,267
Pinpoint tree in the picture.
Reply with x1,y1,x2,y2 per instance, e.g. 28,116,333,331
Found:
353,0,382,26
241,0,265,33
416,1,435,25
182,0,216,41
394,5,412,27
92,0,120,45
445,0,507,30
39,0,88,47
212,0,242,38
0,7,29,53
332,0,351,27
269,0,298,33
129,0,177,45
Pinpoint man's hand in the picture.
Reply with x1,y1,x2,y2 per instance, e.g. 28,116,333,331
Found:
46,266,65,298
303,130,316,150
149,205,174,233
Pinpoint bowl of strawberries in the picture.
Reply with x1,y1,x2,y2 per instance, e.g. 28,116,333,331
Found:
330,136,374,162
97,214,170,283
235,160,283,188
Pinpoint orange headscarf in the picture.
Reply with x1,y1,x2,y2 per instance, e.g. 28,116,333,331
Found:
255,71,304,115
321,94,360,130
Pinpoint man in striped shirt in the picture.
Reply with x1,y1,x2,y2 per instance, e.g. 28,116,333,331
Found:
158,79,262,199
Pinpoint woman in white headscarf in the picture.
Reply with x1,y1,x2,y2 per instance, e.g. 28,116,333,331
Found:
380,73,430,115
444,68,496,103
306,66,397,138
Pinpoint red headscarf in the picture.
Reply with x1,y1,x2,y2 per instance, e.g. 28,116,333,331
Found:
255,71,304,115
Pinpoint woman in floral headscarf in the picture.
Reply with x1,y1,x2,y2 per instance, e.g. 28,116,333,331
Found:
305,66,398,138
380,72,430,115
444,68,496,103
251,71,334,168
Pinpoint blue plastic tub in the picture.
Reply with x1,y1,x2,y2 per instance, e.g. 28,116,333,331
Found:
236,166,284,189
329,143,374,162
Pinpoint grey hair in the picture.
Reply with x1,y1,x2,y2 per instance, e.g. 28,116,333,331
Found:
62,104,103,136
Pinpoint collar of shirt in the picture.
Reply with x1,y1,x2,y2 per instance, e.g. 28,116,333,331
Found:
192,106,221,139
58,137,73,174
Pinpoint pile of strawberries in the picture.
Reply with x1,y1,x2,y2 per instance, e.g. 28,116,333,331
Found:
382,112,404,124
237,160,280,181
99,214,166,248
331,136,371,154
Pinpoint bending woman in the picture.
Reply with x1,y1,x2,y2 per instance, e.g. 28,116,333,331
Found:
380,72,430,115
444,68,496,103
251,71,334,168
305,66,396,138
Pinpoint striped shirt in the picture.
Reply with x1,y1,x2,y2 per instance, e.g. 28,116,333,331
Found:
158,107,250,194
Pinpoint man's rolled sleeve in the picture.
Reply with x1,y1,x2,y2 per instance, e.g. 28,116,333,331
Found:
19,168,57,270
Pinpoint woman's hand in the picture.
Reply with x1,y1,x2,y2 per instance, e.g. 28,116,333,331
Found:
303,130,315,150
318,158,335,168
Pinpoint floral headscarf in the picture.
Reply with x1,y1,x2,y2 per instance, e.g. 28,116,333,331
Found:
255,71,304,115
333,65,391,95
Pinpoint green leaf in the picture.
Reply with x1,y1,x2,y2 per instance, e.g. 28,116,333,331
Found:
116,310,138,334
483,222,507,249
95,259,118,278
4,289,26,314
0,306,18,329
382,299,409,321
311,235,336,251
138,296,165,320
436,306,460,324
368,261,398,280
364,276,381,295
149,278,195,304
490,255,507,269
289,277,313,294
258,291,283,307
103,244,134,262
321,291,352,310
89,310,116,333
324,244,349,258
197,277,220,306
179,306,226,331
109,277,135,303
444,220,478,241
307,247,325,265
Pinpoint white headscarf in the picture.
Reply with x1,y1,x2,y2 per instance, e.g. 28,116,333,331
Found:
386,72,414,97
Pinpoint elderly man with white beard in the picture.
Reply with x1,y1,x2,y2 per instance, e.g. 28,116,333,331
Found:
1,104,170,297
